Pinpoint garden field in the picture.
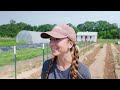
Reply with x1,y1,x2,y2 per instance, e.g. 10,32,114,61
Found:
0,39,120,79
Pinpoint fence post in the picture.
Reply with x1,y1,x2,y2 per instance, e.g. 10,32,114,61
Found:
14,46,16,79
42,43,44,64
47,43,48,60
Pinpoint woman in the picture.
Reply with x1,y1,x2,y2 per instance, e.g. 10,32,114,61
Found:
40,24,91,79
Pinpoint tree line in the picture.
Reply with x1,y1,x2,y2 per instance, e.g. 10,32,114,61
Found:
0,19,120,39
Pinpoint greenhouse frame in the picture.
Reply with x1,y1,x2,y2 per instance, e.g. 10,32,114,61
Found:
16,30,49,44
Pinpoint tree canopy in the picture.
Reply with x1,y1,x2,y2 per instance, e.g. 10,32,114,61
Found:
0,19,120,39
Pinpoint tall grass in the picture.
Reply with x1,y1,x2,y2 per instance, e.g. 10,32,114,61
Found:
0,46,51,66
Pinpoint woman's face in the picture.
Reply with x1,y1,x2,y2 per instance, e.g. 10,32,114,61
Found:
49,37,73,56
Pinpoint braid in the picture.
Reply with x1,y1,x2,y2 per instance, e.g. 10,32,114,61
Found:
45,56,57,79
70,44,80,79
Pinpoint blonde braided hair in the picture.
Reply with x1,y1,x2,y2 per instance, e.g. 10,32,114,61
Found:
45,44,80,79
45,56,57,79
70,44,80,79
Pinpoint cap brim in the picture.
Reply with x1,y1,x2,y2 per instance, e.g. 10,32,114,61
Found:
41,31,67,39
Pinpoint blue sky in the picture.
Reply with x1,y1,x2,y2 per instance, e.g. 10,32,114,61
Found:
0,11,120,27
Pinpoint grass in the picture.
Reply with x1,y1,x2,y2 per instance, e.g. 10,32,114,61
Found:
77,41,96,55
0,37,51,66
77,41,94,48
0,46,51,66
116,54,120,65
97,39,120,44
0,37,15,42
0,37,26,46
1,38,119,66
0,41,26,46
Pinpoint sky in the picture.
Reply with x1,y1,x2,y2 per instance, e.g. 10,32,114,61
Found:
0,11,120,27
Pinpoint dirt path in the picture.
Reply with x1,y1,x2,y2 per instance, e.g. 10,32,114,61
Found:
89,44,107,79
82,44,101,67
0,58,42,79
17,66,42,79
0,54,51,79
88,44,118,79
79,43,99,63
103,44,117,79
111,44,120,79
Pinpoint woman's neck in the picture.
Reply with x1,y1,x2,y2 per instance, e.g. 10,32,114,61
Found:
57,52,72,71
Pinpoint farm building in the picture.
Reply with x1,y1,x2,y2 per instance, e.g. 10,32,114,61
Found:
16,30,50,44
77,32,98,42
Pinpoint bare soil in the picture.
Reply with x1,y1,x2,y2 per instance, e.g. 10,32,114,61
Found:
0,44,120,79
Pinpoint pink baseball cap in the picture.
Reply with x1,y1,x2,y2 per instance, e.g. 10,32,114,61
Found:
40,24,77,44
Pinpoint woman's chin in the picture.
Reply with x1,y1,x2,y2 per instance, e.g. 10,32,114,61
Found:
52,52,59,56
52,53,58,56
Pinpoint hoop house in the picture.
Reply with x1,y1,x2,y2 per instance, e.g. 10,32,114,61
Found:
16,30,49,44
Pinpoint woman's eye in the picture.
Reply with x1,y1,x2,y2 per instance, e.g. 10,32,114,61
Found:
55,38,60,40
50,38,60,41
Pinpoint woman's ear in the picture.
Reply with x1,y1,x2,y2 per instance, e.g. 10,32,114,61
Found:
68,41,74,49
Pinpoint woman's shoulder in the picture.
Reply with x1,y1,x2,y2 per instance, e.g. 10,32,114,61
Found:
42,59,51,71
43,59,51,65
79,62,88,70
43,59,56,70
78,62,91,79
